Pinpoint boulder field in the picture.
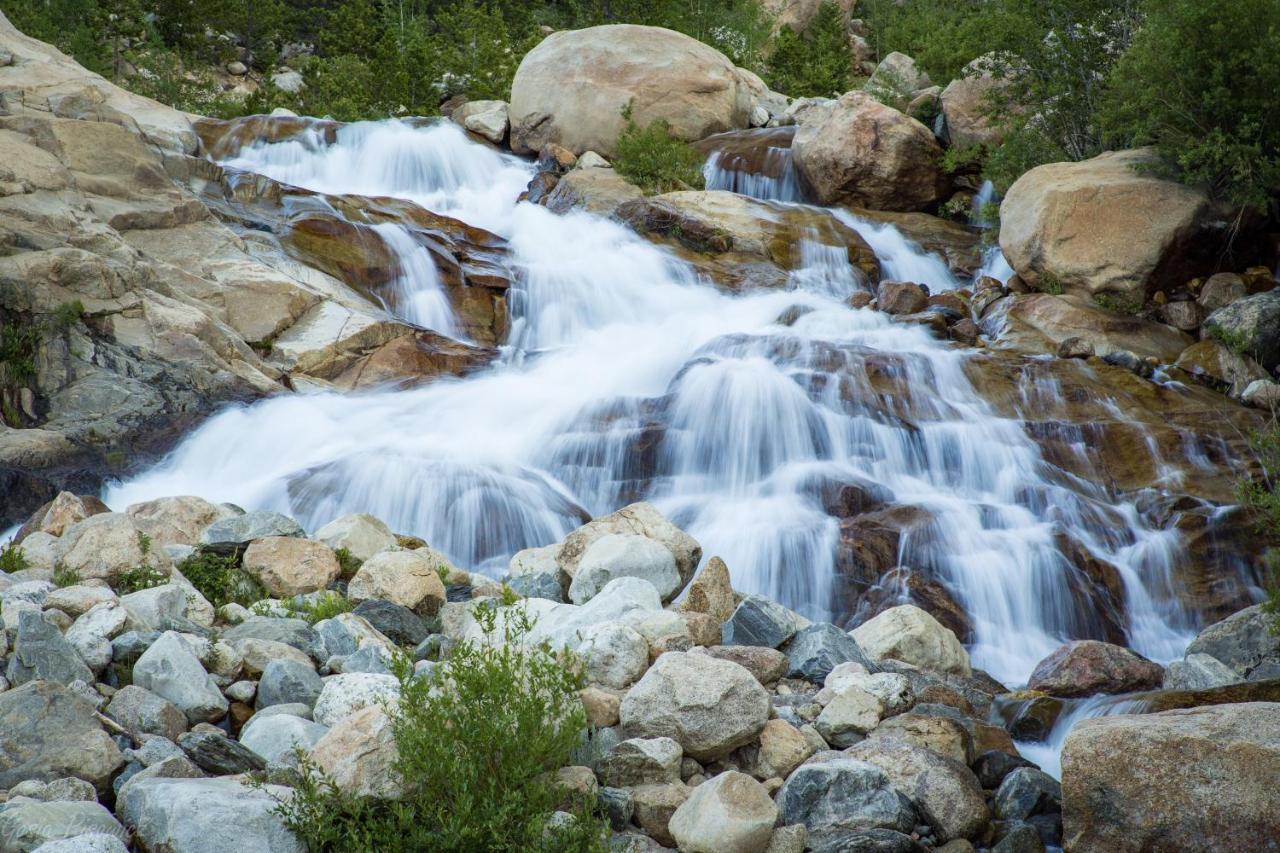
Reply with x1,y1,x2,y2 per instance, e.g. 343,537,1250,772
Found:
3,494,1279,851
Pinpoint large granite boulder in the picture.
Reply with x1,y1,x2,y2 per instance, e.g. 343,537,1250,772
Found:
792,92,946,211
1027,640,1164,698
1061,702,1280,851
509,25,754,156
0,681,123,796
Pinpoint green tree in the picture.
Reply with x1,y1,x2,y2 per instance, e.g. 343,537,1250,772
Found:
765,1,852,98
1100,0,1280,214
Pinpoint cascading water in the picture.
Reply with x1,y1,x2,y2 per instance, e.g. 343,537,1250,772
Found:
109,118,1198,688
369,222,457,335
701,127,803,203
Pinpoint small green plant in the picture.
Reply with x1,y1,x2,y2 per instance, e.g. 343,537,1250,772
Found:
1207,323,1253,358
1092,291,1143,316
613,103,706,195
499,583,520,607
115,565,169,595
1037,273,1065,296
51,300,85,333
176,547,265,609
434,563,452,585
1238,427,1280,635
270,603,608,851
335,547,362,580
276,591,353,625
52,563,82,588
0,540,30,574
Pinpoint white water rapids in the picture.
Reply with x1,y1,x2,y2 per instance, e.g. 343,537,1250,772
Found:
108,120,1197,689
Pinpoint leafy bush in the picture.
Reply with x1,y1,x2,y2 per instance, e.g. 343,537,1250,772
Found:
53,564,83,588
1100,0,1280,213
0,541,30,574
765,1,853,99
115,565,169,594
1239,427,1280,634
334,547,362,580
269,590,353,625
863,0,1024,83
176,547,265,608
272,604,608,851
613,105,706,194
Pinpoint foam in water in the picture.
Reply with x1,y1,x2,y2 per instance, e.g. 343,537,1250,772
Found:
109,119,1197,687
368,222,457,335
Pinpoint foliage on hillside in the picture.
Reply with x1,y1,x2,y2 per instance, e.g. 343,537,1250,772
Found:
765,1,853,99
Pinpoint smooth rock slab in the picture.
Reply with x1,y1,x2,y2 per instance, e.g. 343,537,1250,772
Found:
568,533,681,604
240,714,329,765
117,777,303,853
6,609,94,686
200,510,305,551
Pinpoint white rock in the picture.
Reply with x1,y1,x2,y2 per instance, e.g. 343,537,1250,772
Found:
569,533,681,605
669,770,778,853
815,687,883,748
575,621,649,688
240,714,329,764
313,513,396,562
851,605,971,676
312,672,400,726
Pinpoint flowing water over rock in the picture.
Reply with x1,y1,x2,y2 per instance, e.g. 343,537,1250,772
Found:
109,119,1237,685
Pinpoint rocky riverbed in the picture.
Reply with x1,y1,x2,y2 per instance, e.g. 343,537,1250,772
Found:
3,493,1279,852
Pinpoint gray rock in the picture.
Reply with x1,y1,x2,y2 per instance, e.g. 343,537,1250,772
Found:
339,645,394,675
599,786,633,831
117,777,304,853
0,801,128,852
244,703,315,728
6,610,94,686
777,759,916,850
786,623,877,682
258,659,325,710
722,595,799,649
1185,604,1280,678
847,737,989,842
31,833,130,853
110,631,160,665
0,681,123,795
200,511,305,552
178,730,268,775
992,822,1045,853
1162,653,1240,690
115,754,204,802
502,570,564,602
106,685,188,741
571,725,623,773
119,585,191,632
994,767,1061,823
569,533,682,605
620,651,769,761
126,736,186,768
7,777,97,802
351,599,429,646
131,631,229,724
239,714,329,764
1204,289,1280,371
972,750,1037,790
600,737,683,787
312,672,400,726
223,617,325,662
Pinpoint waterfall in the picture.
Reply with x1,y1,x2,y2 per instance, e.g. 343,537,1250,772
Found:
368,222,457,335
701,128,804,203
107,119,1198,686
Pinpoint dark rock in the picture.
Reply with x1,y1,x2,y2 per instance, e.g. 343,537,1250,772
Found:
815,828,928,853
993,767,1061,823
722,595,798,649
1204,289,1280,370
878,281,929,315
786,622,878,682
256,659,324,710
502,570,564,602
599,786,633,831
445,583,473,603
5,609,94,686
178,730,267,775
106,685,189,741
352,599,429,646
223,617,325,662
341,645,393,674
1185,604,1280,679
992,821,1046,853
112,630,162,665
972,749,1037,790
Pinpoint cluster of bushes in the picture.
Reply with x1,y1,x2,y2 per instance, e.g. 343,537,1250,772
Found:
866,0,1279,214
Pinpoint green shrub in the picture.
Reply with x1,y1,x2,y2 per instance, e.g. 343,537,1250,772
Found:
1239,427,1280,634
271,604,608,851
765,1,853,99
176,547,265,608
274,591,353,625
335,547,362,580
0,541,30,574
1092,291,1143,315
1099,0,1280,214
115,565,169,594
613,104,706,194
863,0,1025,83
53,564,82,588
